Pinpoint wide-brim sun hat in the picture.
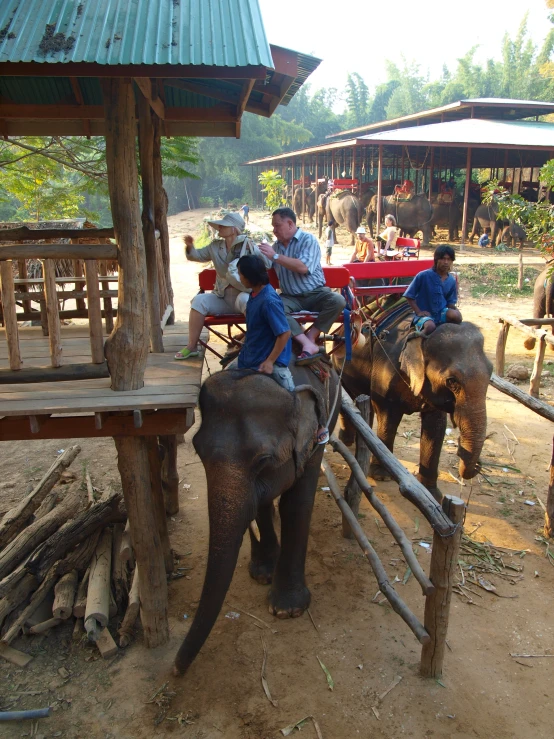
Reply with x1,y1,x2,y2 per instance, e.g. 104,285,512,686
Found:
207,212,245,231
356,226,366,234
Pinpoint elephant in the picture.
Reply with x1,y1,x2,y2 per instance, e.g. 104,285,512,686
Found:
317,191,360,245
173,363,339,676
366,194,433,246
500,222,526,248
523,266,554,351
293,186,316,222
468,202,507,245
336,314,492,500
430,197,462,242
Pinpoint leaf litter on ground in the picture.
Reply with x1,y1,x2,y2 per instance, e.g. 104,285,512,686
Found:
316,656,334,691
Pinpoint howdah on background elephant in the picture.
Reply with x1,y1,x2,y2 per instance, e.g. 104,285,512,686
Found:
336,315,492,500
174,364,339,676
366,194,433,246
317,191,360,245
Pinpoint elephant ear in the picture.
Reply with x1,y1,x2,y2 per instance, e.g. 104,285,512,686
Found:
292,384,327,474
399,336,426,397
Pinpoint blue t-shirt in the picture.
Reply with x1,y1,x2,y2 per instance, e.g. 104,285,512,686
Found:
241,204,250,215
238,284,292,369
478,233,490,247
403,268,457,322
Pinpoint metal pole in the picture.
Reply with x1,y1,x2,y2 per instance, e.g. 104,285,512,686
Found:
428,147,434,203
376,145,384,236
332,150,335,179
301,156,306,224
460,147,472,249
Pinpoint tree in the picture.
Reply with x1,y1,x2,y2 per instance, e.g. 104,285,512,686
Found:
258,170,287,212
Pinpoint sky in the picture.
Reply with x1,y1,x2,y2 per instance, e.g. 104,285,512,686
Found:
259,0,552,108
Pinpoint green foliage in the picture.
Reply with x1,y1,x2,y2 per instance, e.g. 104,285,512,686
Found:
258,170,287,212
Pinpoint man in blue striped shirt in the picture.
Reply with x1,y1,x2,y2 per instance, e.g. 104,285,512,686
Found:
259,207,346,364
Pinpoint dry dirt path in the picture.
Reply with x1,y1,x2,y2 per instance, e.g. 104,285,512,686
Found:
1,208,553,739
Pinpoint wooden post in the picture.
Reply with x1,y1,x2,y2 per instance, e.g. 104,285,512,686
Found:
460,147,472,248
315,154,319,230
138,88,164,353
376,145,384,237
428,147,434,203
160,434,179,515
342,395,370,539
84,259,104,364
146,436,173,574
0,261,22,370
152,111,175,325
42,259,63,368
420,495,465,678
495,320,510,376
102,77,149,390
99,260,114,333
530,336,547,398
115,435,169,647
546,437,554,538
73,259,87,312
301,156,306,224
17,259,32,315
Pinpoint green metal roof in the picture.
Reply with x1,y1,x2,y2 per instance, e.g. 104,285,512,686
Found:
0,0,274,69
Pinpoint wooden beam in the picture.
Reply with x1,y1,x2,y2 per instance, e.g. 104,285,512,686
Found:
0,362,110,385
69,77,91,138
0,104,104,119
0,226,114,242
165,104,237,122
0,243,117,261
0,409,194,442
238,79,255,116
133,78,165,120
0,62,269,79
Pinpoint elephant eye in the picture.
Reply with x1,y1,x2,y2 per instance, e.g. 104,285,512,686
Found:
446,377,461,393
253,454,272,471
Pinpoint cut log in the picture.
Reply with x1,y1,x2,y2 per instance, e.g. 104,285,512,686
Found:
0,483,86,581
27,494,123,582
53,569,78,620
118,565,139,648
96,627,118,659
33,491,58,521
0,574,37,628
23,589,55,632
111,524,129,613
29,617,62,635
72,618,84,641
85,529,113,642
2,566,60,644
73,567,90,618
120,521,133,563
0,643,33,667
0,445,81,548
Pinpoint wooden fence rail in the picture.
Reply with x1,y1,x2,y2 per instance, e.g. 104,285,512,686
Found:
496,315,554,397
0,244,118,261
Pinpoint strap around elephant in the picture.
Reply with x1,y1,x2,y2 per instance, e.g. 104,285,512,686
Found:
343,308,352,362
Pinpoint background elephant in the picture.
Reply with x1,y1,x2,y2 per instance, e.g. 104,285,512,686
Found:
336,315,492,500
468,202,506,245
500,222,526,247
366,194,433,246
174,364,339,676
318,191,360,245
293,186,316,222
523,266,554,351
430,197,462,241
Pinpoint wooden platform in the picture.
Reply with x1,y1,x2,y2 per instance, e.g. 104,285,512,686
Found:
0,324,203,440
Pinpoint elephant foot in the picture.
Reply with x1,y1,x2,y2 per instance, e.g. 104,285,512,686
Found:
417,473,443,502
370,463,392,481
248,555,278,585
338,426,355,447
268,585,311,619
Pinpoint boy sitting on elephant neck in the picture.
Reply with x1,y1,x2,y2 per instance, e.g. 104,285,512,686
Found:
232,254,329,445
403,244,462,335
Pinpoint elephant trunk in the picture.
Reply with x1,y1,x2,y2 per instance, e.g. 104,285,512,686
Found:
454,398,487,480
174,467,253,676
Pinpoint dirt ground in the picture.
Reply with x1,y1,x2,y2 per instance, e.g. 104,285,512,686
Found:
2,208,554,739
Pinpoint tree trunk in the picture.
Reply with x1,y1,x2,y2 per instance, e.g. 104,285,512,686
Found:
153,113,175,324
101,77,149,390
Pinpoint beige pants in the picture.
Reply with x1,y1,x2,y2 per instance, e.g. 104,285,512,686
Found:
191,286,249,316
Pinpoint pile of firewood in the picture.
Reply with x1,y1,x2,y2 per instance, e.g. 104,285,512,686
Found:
0,446,140,667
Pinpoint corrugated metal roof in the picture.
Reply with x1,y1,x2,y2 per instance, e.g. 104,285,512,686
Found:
0,0,274,68
358,118,554,150
271,46,322,106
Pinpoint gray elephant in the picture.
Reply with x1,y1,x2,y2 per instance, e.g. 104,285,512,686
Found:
430,197,462,242
293,186,316,222
336,314,492,500
500,223,526,248
174,363,339,676
317,191,360,245
468,202,506,245
523,266,553,351
366,194,433,246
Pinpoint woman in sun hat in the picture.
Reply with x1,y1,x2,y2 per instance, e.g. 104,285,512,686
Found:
175,212,271,360
350,225,375,263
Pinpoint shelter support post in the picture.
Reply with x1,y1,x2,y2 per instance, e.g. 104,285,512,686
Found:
0,261,22,370
153,112,175,325
302,156,306,223
315,154,319,229
138,88,164,353
428,148,434,203
376,145,384,236
460,148,472,249
420,495,464,678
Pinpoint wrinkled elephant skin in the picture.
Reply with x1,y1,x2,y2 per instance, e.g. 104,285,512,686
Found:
366,194,433,245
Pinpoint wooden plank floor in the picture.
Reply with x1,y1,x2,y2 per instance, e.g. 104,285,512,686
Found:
0,324,203,416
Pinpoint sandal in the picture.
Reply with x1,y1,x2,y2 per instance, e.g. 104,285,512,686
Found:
295,350,320,366
317,428,330,445
174,348,199,360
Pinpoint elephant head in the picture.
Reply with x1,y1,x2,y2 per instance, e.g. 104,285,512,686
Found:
400,323,493,479
173,369,328,676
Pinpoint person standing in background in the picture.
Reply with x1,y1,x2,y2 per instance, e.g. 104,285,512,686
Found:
240,202,250,225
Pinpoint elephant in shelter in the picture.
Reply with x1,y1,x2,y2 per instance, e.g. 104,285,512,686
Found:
335,315,492,501
500,223,526,248
468,202,507,245
366,194,433,246
522,266,554,352
430,198,462,242
317,191,360,245
292,186,316,222
173,363,339,676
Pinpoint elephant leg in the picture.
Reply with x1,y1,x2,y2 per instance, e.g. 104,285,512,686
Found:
369,403,403,481
249,502,280,584
417,409,447,501
468,218,478,244
338,410,356,446
269,456,321,618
